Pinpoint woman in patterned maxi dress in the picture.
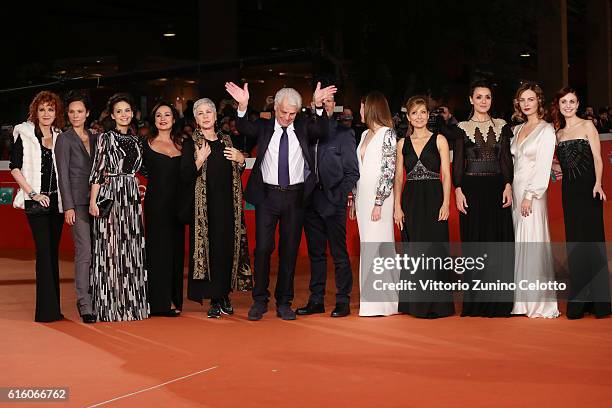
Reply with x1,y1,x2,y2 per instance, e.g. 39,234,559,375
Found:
89,93,149,322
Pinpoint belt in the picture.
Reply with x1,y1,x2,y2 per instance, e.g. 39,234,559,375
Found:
106,172,136,177
264,183,304,192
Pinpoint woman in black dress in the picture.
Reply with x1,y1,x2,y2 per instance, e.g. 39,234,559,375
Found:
551,87,611,319
89,93,149,322
181,98,252,318
393,96,454,318
10,91,65,322
142,102,185,317
453,80,515,317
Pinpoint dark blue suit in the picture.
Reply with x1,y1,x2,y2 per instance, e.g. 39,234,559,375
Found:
236,112,329,306
304,120,359,304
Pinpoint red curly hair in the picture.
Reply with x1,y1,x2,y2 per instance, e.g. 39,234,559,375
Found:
27,91,65,129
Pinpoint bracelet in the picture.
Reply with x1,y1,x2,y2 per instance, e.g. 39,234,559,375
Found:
28,191,37,199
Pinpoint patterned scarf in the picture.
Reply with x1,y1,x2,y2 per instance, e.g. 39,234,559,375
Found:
191,129,252,291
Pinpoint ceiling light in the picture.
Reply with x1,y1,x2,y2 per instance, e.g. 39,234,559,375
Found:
163,31,176,38
520,53,531,57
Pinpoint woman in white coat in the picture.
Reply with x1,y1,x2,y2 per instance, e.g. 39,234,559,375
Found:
10,91,65,322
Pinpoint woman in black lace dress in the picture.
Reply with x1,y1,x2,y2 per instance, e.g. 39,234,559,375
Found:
89,93,149,322
453,80,515,317
551,87,611,319
393,96,454,318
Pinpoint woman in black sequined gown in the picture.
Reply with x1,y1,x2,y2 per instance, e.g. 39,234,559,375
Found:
552,88,611,319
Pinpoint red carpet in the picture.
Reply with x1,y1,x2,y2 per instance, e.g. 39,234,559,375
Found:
2,254,611,407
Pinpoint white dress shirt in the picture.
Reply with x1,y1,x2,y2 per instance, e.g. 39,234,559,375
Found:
237,109,323,186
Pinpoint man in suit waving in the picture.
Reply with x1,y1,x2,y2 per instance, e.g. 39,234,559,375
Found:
225,81,336,320
297,92,359,318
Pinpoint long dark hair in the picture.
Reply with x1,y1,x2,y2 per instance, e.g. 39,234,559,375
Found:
149,101,182,146
550,87,578,131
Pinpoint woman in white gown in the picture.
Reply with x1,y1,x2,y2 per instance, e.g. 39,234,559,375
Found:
349,92,398,316
510,82,560,318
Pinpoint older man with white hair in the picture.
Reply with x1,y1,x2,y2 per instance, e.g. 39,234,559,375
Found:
225,81,336,320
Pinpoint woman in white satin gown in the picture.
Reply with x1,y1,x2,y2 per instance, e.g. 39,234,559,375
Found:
510,82,560,318
350,92,398,317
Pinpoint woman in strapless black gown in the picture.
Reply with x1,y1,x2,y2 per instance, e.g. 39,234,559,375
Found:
552,87,611,319
394,96,454,318
142,102,185,317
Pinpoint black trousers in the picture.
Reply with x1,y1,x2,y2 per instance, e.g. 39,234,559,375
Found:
253,187,304,306
26,205,64,322
304,204,352,304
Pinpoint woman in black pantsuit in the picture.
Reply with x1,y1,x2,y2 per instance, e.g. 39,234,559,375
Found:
10,91,65,322
142,102,185,317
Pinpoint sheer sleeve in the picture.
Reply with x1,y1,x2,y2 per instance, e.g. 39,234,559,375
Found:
524,124,555,200
374,128,396,206
89,132,109,185
500,124,514,185
452,130,466,187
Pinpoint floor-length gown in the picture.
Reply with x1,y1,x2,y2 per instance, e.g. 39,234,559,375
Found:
188,138,234,301
142,142,185,314
398,135,454,318
90,130,149,321
557,138,611,318
454,119,515,317
355,126,398,316
511,121,559,318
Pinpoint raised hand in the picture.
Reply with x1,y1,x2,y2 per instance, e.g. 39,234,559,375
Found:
225,82,249,110
313,81,337,106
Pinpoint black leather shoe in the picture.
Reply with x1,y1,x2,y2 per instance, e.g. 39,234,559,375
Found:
296,302,325,315
331,303,350,317
151,309,181,317
220,296,234,315
276,305,297,320
207,302,222,319
81,314,96,324
248,302,268,321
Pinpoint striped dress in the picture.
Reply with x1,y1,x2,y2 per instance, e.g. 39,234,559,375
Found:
89,129,149,321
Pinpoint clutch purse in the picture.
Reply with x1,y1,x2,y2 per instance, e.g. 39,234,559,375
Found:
24,199,52,216
96,197,114,218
